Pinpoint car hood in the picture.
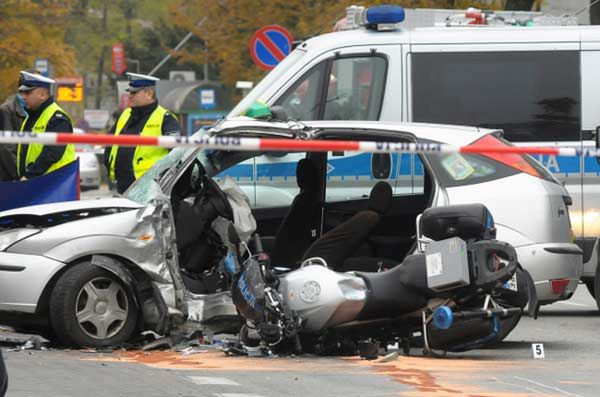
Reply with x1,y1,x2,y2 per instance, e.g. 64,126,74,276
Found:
0,198,142,218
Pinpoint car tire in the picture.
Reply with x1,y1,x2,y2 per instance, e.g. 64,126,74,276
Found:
593,265,600,310
49,262,138,348
585,279,595,300
0,349,7,397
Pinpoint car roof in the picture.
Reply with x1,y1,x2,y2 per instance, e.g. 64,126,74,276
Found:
212,118,494,147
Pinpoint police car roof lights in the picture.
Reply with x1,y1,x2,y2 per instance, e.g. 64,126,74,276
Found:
346,5,405,31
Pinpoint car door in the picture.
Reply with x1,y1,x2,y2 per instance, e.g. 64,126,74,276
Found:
319,135,434,262
215,150,325,254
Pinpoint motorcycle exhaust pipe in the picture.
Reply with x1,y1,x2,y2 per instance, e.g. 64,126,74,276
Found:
432,305,522,330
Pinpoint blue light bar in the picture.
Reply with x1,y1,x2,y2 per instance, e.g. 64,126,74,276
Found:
365,5,405,25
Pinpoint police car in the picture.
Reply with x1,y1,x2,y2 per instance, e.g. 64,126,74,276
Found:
230,4,599,307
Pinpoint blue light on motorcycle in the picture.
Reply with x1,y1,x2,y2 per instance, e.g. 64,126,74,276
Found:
366,5,405,25
433,306,454,330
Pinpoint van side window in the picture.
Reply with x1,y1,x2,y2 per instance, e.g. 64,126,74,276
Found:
275,55,386,121
324,56,387,120
411,51,581,142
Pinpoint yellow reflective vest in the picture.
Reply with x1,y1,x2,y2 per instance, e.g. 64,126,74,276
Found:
17,102,76,177
108,105,170,182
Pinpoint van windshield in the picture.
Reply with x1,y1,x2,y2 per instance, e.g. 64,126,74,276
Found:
229,48,306,117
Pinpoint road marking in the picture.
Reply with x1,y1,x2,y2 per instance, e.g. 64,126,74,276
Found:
514,376,585,397
491,377,544,394
216,394,268,397
187,376,240,386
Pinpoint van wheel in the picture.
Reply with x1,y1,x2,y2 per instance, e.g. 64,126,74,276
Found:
50,262,138,348
593,266,600,310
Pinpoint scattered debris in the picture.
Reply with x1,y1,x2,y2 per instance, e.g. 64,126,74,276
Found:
180,347,207,356
377,351,400,363
0,330,49,352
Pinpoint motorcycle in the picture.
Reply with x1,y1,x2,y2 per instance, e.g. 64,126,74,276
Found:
225,204,525,358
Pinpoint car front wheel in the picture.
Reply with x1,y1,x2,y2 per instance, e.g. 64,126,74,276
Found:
49,262,138,348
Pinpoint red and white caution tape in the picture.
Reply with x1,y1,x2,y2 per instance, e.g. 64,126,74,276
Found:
0,130,593,157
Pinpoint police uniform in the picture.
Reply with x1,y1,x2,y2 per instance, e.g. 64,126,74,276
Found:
105,73,181,194
16,72,75,179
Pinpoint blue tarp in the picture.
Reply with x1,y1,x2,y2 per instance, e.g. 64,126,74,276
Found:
0,159,80,211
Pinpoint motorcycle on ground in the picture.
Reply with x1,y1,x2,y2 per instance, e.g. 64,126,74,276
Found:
225,204,525,358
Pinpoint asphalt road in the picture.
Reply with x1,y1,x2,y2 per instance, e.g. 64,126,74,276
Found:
2,286,598,397
2,187,595,396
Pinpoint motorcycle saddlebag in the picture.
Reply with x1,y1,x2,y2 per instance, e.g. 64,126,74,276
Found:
420,204,496,242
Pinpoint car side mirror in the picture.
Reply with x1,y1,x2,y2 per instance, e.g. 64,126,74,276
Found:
371,153,392,179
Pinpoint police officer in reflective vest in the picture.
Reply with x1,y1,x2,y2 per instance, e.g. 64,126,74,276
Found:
16,71,76,180
105,73,181,194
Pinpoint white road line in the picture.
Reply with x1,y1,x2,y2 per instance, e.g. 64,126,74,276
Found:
514,376,585,397
491,377,544,394
216,394,268,397
187,376,240,386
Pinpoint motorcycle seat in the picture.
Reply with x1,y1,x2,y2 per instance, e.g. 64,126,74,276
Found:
355,254,433,320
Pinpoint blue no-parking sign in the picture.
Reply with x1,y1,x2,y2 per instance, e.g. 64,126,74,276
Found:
250,25,293,70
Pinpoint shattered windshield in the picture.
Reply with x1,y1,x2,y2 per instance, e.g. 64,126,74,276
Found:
123,130,209,205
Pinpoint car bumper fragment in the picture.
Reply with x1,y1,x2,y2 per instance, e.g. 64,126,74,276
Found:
516,243,583,304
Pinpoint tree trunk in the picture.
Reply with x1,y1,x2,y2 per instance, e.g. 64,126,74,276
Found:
504,0,535,11
95,1,108,109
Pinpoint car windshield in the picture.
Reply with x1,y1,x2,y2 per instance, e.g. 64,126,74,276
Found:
228,48,306,117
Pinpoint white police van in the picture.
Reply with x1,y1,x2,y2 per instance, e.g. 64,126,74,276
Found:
227,5,600,306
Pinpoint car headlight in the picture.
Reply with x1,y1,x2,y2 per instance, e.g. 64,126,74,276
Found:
0,229,40,251
85,158,98,168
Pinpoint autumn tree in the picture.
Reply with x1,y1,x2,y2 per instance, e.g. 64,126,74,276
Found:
170,0,504,90
0,0,76,100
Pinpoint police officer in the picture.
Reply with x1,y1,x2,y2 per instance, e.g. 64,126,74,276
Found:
17,71,76,180
105,73,181,194
0,71,34,181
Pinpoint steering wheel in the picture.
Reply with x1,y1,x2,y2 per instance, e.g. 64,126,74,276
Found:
201,175,234,221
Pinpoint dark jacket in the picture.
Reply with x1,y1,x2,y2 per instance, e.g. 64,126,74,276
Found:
18,96,73,178
0,95,26,181
104,100,181,194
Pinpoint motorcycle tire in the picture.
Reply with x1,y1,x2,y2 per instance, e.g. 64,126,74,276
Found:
486,312,522,345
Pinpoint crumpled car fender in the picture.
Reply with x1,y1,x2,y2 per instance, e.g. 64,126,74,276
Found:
91,254,171,335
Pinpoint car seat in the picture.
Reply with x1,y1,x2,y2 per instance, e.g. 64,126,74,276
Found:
302,181,393,270
270,158,321,266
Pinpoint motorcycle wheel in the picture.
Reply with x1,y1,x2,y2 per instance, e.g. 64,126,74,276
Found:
488,312,521,344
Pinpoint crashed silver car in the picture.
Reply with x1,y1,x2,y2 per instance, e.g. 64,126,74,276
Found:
0,118,581,347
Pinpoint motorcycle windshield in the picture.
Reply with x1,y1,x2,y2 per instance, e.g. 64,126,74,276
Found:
232,258,266,323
